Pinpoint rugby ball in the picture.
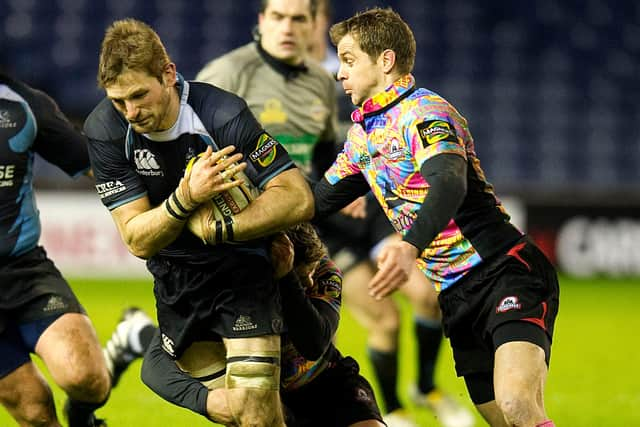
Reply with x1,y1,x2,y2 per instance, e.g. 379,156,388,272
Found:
186,152,260,221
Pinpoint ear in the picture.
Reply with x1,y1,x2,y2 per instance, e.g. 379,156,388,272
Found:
162,63,177,87
380,49,396,74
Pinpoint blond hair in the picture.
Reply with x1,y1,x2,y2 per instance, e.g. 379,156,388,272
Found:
97,18,171,88
329,7,416,75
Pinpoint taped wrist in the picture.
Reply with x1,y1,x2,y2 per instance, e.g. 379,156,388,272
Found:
208,217,236,244
163,178,199,221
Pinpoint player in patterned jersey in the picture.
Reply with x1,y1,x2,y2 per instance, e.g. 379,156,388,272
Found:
84,19,313,426
0,73,110,426
140,222,384,426
312,8,559,427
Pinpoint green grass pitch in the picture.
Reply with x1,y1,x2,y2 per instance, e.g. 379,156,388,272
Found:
0,275,638,426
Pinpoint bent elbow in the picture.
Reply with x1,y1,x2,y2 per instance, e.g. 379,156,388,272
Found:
298,191,315,221
126,241,153,260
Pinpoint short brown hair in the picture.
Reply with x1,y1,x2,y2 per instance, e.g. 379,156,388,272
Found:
97,18,171,88
329,7,416,75
260,0,318,18
286,222,327,267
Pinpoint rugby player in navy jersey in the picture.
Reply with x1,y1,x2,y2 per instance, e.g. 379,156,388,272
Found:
0,73,110,426
140,223,385,426
84,19,313,426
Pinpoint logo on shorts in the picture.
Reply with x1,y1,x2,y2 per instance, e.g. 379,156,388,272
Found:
43,295,67,312
161,333,176,357
233,315,258,332
496,296,522,313
355,387,372,402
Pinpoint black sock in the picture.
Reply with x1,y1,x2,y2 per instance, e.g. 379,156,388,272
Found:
415,317,443,394
368,347,401,413
138,324,157,353
64,396,108,427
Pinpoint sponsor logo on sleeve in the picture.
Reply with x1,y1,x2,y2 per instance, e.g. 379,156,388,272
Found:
417,119,457,147
249,133,278,167
95,180,126,199
0,111,17,128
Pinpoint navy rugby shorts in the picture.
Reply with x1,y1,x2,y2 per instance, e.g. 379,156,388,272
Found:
149,252,282,359
0,246,85,377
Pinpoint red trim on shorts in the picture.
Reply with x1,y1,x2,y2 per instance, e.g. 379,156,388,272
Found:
536,420,555,427
507,241,530,271
522,302,548,330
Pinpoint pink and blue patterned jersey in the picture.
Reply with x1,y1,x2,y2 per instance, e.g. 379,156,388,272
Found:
324,75,522,291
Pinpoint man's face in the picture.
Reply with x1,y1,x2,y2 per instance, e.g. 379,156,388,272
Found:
105,67,176,134
258,0,314,65
336,34,386,107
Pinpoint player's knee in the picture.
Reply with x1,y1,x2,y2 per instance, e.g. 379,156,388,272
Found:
226,388,281,427
60,361,110,402
15,402,58,427
495,393,534,426
371,304,400,336
3,390,58,427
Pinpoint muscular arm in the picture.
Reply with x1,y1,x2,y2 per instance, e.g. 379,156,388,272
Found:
279,271,339,360
110,196,186,259
112,146,246,258
230,168,314,241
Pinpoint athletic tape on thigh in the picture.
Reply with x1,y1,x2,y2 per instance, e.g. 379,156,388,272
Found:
225,351,280,391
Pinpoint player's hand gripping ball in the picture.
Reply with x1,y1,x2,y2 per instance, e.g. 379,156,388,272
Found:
185,151,260,243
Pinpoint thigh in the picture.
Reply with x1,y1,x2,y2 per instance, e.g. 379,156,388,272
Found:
223,334,281,389
493,340,548,400
342,261,400,342
177,340,227,389
399,265,440,319
222,335,284,424
35,313,107,392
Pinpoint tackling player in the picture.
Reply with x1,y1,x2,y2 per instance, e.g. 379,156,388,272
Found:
84,19,313,426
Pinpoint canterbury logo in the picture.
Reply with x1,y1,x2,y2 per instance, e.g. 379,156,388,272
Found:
134,149,163,176
0,110,17,128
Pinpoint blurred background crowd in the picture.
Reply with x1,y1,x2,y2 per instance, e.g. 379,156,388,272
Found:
1,0,639,276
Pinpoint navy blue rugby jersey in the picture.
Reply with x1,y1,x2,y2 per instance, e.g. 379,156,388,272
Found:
84,74,295,262
0,73,89,258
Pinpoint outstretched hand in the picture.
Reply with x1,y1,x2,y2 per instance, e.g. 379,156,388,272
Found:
368,240,420,299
